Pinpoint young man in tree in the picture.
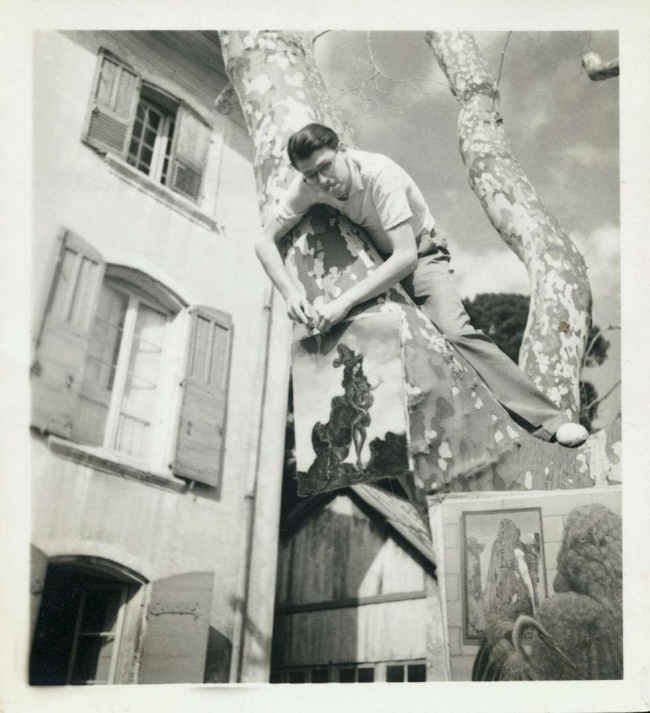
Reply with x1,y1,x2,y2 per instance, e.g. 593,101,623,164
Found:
255,123,588,447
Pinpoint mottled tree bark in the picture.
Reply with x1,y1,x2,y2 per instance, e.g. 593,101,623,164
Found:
425,32,591,421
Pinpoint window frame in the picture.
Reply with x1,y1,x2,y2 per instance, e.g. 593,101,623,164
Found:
74,280,173,466
271,659,427,684
83,49,213,208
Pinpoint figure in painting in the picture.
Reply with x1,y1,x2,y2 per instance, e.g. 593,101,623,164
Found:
310,343,377,481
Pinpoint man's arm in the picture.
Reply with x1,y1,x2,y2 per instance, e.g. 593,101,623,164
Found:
255,214,315,327
314,221,418,333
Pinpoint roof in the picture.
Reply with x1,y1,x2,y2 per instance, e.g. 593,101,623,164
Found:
350,484,436,566
283,483,436,567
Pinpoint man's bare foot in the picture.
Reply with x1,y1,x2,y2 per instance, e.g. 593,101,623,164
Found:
555,422,589,447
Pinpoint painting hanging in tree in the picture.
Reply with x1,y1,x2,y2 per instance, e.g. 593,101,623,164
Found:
292,310,412,496
461,508,548,641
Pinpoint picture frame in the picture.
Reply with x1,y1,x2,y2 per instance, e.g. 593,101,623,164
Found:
461,507,548,642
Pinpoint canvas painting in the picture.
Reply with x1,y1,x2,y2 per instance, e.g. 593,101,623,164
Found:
292,310,412,496
461,508,547,641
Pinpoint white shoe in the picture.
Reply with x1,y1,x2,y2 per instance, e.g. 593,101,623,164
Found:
555,422,589,447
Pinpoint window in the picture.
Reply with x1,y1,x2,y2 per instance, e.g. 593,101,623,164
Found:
127,85,177,186
271,661,424,683
83,50,211,203
30,565,136,685
73,281,169,461
31,231,233,487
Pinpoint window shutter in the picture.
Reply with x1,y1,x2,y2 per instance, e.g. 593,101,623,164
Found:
139,571,214,684
168,104,211,202
31,231,106,437
30,545,48,640
172,306,233,487
84,51,141,157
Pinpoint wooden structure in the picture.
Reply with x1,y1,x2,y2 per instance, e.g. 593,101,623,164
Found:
271,484,447,682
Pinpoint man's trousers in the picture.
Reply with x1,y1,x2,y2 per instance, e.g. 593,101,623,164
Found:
399,254,569,441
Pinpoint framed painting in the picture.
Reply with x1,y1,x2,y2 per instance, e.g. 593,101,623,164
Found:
461,507,548,641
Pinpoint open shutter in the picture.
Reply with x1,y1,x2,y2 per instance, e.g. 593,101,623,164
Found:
172,307,233,487
83,50,140,157
31,231,105,437
139,572,214,684
30,546,48,640
168,104,211,202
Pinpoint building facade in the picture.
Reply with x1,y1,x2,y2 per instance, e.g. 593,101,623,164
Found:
30,30,290,685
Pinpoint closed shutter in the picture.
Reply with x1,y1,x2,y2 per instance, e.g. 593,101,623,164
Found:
139,572,214,684
172,307,233,487
31,231,106,437
168,104,211,202
84,51,141,157
30,545,48,640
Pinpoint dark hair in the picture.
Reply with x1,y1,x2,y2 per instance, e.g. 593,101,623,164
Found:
287,123,340,168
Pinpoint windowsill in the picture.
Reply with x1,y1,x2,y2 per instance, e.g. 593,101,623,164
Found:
104,154,221,233
48,436,186,494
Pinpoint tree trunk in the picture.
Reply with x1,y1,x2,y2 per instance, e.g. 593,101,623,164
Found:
220,30,524,502
220,31,621,496
425,32,591,421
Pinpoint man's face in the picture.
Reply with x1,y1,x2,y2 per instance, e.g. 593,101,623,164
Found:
294,146,351,200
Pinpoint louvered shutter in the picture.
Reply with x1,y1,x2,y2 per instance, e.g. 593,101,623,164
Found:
168,104,211,202
139,572,214,684
83,51,140,157
172,307,232,487
30,545,48,639
31,232,106,437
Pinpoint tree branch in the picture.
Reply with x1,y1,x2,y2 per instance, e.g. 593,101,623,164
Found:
581,52,620,81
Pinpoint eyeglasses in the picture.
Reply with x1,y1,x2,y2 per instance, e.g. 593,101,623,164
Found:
301,148,339,185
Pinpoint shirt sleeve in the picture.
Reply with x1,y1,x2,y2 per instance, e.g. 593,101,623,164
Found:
373,174,414,231
273,176,311,229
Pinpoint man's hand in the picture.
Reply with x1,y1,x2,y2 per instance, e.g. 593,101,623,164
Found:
314,295,352,334
285,289,315,327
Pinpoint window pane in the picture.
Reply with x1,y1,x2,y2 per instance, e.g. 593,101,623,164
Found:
407,664,426,682
113,68,137,118
50,248,77,320
75,286,128,446
288,671,306,684
358,668,374,683
96,59,118,107
80,588,121,633
311,669,329,683
115,302,166,459
269,670,282,684
69,634,115,684
338,668,355,683
386,665,405,682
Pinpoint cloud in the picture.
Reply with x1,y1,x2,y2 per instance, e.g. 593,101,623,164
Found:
569,223,621,324
452,247,530,299
564,141,618,168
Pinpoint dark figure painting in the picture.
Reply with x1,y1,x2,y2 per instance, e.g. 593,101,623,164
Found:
292,311,411,495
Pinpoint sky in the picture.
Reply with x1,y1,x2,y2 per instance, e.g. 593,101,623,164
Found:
314,31,620,428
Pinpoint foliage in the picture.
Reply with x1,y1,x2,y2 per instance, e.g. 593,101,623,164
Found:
463,293,610,431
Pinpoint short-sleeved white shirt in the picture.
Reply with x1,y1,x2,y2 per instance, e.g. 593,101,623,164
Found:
274,149,447,255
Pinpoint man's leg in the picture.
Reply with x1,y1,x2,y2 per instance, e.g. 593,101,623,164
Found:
401,256,570,441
